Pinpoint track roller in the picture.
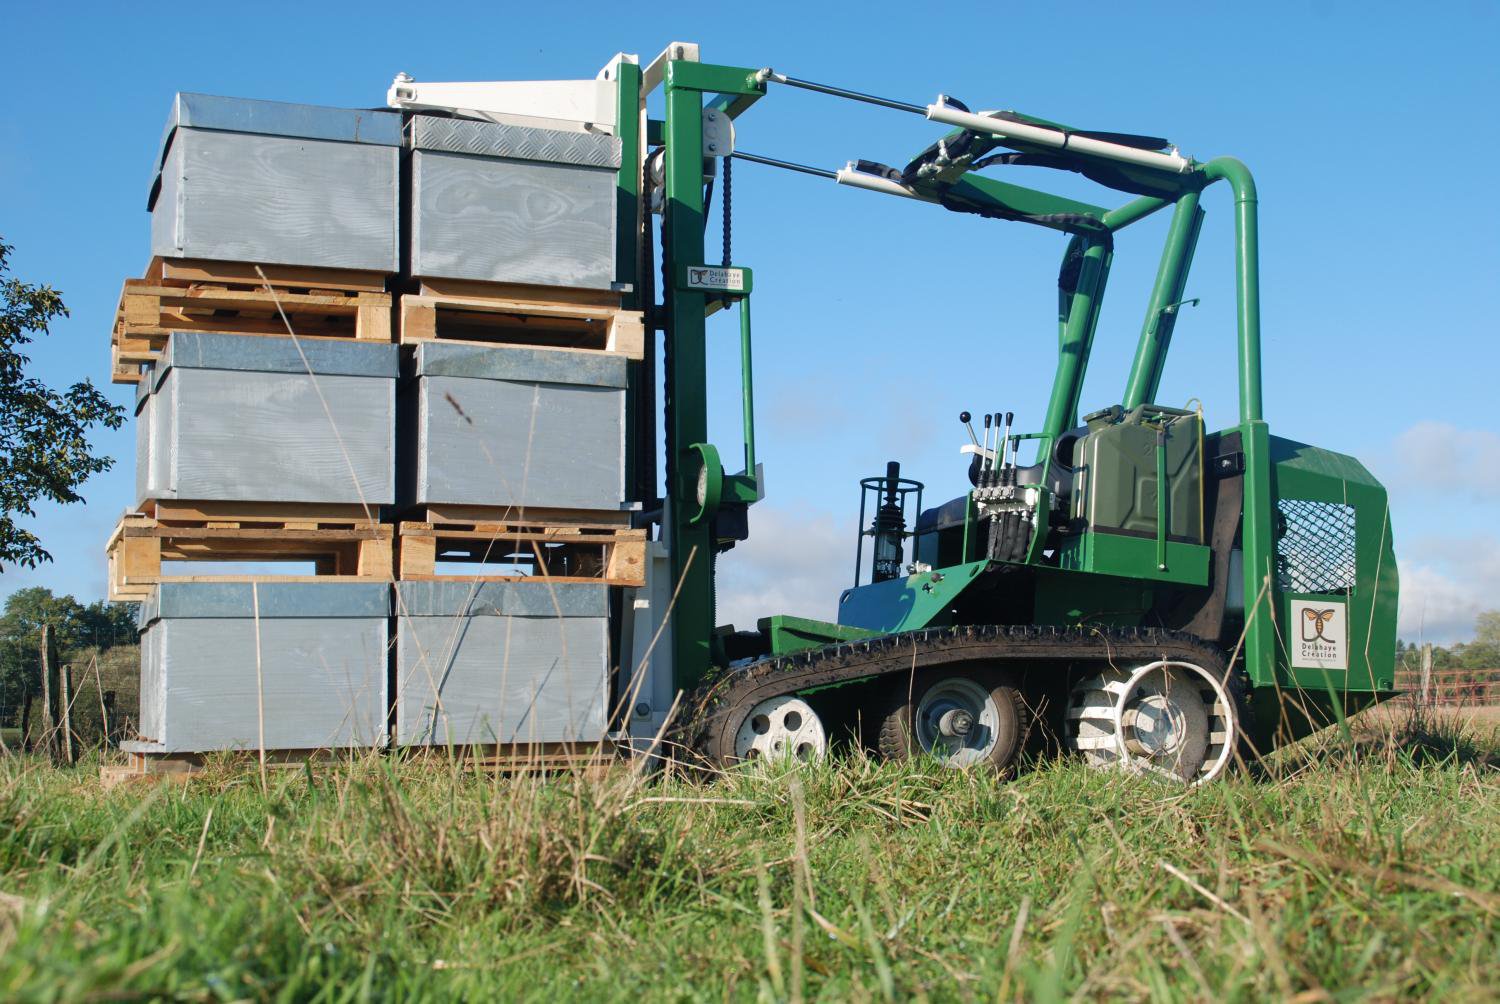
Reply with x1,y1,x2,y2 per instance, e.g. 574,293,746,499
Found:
878,666,1027,772
732,695,827,764
1064,660,1238,784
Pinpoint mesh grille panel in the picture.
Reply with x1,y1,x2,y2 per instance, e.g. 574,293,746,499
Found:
1276,499,1356,594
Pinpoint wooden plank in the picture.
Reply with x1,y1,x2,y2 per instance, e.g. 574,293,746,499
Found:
396,572,642,586
399,523,644,544
157,257,389,293
148,500,380,526
415,503,633,528
126,525,391,543
419,277,622,308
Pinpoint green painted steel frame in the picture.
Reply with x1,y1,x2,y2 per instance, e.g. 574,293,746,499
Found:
663,62,766,692
659,61,1282,692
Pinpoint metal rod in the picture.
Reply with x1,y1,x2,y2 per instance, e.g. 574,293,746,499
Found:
730,150,838,179
1156,427,1169,570
739,297,756,475
982,413,994,475
1000,411,1015,484
762,71,927,115
926,102,1192,173
835,165,940,203
1123,190,1204,409
854,485,868,587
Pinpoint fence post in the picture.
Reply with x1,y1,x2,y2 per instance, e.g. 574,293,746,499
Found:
1419,643,1433,707
58,663,77,765
19,690,32,752
39,624,60,763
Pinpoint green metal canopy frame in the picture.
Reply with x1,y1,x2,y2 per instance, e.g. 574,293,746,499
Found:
648,60,1277,695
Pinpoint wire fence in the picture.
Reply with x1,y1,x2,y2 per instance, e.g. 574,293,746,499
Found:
1392,663,1500,709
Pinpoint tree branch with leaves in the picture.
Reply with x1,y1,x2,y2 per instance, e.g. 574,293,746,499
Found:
0,239,124,569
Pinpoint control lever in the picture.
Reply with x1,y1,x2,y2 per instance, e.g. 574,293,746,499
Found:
1000,411,1015,484
960,410,978,447
981,413,993,480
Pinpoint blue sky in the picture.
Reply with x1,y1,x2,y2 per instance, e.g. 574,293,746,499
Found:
2,2,1496,641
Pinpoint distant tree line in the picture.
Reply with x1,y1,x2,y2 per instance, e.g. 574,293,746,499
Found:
0,587,139,751
1397,610,1500,672
1395,610,1500,704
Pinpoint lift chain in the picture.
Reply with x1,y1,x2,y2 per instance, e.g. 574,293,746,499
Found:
722,154,732,267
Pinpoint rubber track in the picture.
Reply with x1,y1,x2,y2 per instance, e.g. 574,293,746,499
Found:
681,624,1228,767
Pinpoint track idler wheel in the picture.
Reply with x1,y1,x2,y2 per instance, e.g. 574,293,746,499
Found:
877,666,1027,773
731,695,828,764
1064,660,1239,785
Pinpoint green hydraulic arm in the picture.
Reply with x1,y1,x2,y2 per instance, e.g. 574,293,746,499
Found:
653,59,1279,691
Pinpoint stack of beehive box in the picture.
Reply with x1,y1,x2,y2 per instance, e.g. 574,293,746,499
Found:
109,91,647,769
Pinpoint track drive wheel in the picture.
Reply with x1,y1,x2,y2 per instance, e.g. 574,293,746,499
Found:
877,666,1027,773
1064,660,1239,785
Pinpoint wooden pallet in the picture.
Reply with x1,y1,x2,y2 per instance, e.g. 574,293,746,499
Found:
102,742,617,787
399,284,643,360
107,501,393,602
111,257,393,384
102,746,378,789
396,507,645,586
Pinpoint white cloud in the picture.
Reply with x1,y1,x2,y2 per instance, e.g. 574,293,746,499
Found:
1396,533,1500,644
1389,421,1500,502
713,504,855,631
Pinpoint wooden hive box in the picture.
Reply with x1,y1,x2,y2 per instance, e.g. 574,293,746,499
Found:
408,116,621,290
134,581,391,753
394,581,612,747
399,339,630,513
150,93,401,272
135,331,398,507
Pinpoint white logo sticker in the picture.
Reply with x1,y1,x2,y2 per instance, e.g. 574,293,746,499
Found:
685,266,746,293
1289,598,1348,671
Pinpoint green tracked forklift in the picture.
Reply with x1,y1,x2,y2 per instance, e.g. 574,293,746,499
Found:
615,49,1398,783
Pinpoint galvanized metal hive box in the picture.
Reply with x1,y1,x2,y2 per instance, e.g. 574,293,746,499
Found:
394,581,611,746
136,331,398,506
401,341,626,511
408,116,620,289
150,92,401,272
135,582,391,753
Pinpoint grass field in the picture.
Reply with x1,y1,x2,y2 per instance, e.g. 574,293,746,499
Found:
0,709,1495,1002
